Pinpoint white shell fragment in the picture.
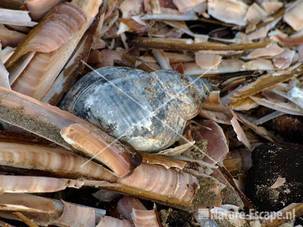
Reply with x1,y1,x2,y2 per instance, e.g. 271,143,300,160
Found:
0,46,15,64
261,0,283,14
270,176,286,189
243,43,284,59
245,3,268,24
243,59,274,71
184,59,243,75
184,59,274,75
208,0,248,26
0,8,37,27
288,86,303,109
247,18,280,41
0,60,10,89
231,115,252,150
195,51,222,69
120,0,143,18
173,0,206,13
273,49,296,69
283,0,303,31
97,216,132,227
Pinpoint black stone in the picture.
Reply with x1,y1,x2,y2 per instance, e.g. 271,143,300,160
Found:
246,143,303,211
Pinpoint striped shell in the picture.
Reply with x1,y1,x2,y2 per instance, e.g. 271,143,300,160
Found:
62,67,210,152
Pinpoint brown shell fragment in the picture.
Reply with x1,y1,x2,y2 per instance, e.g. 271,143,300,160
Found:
278,35,303,47
186,120,229,164
0,24,25,47
117,197,146,220
243,43,284,60
228,72,299,106
141,153,187,170
118,197,161,227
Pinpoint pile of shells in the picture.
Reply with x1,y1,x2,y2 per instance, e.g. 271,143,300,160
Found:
0,0,303,226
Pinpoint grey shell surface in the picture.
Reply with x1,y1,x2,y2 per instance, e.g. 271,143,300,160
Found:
61,67,210,152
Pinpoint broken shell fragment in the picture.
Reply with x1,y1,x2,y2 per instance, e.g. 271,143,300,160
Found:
245,3,267,25
173,0,206,13
97,216,132,227
0,24,25,47
185,120,229,164
62,67,211,152
117,197,146,220
208,0,248,26
283,0,303,31
243,43,284,60
117,197,161,227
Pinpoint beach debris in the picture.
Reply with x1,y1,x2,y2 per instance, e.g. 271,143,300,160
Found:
1,0,303,225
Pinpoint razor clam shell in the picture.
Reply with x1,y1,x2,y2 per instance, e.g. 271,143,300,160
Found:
0,175,85,193
0,87,139,177
0,193,104,226
60,123,141,178
117,163,199,205
62,67,210,152
0,142,117,182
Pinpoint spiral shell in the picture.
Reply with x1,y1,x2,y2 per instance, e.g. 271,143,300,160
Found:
62,67,211,151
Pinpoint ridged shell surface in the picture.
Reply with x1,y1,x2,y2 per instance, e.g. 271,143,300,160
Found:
62,67,210,152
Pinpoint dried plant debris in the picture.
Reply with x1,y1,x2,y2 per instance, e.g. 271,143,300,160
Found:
1,0,303,226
